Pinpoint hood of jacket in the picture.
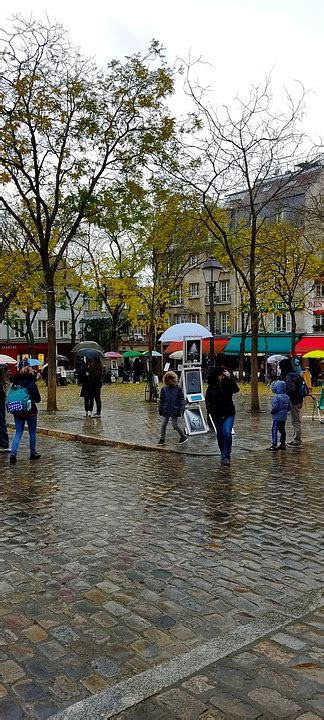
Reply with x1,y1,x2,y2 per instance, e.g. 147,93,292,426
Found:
272,380,287,395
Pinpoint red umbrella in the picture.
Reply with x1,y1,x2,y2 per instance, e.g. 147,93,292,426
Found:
165,339,228,354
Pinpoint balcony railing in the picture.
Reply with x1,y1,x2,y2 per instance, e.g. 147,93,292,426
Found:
205,295,231,304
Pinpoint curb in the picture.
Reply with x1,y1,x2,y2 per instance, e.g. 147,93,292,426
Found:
7,422,195,455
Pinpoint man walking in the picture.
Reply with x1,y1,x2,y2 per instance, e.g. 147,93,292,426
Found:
279,359,303,446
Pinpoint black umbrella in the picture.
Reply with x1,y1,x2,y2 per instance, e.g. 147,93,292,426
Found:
72,341,104,353
57,354,70,363
75,348,104,359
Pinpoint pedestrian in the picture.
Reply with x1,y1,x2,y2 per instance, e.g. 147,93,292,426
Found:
267,380,291,451
79,360,93,416
205,366,239,466
158,370,188,446
9,366,41,464
89,358,103,418
0,366,10,453
133,357,143,383
279,358,303,446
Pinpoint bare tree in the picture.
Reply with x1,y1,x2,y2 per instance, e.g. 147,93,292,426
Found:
173,69,310,411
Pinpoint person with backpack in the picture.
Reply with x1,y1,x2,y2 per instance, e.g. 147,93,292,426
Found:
8,365,41,464
279,358,306,447
158,370,188,445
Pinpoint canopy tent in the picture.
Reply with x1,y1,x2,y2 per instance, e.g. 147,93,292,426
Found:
224,334,294,356
165,339,228,354
295,336,324,355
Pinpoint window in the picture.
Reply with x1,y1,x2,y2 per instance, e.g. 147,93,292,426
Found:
274,313,291,332
189,283,199,298
171,286,183,305
189,314,200,323
220,311,230,334
59,320,69,338
38,320,48,338
173,313,188,324
219,279,230,302
315,282,324,298
13,320,25,338
188,255,199,267
313,314,324,331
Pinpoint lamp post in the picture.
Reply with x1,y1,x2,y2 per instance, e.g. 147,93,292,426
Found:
202,257,223,368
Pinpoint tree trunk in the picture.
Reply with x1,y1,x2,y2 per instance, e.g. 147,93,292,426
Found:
111,311,118,352
250,304,260,412
70,303,77,349
146,316,157,402
25,311,36,357
291,311,296,364
238,311,246,381
46,281,58,411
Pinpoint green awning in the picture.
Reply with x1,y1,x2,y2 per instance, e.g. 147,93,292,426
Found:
224,334,294,355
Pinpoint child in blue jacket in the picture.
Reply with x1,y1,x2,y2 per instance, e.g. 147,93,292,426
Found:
267,380,292,451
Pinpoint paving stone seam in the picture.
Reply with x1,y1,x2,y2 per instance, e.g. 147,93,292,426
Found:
50,587,323,720
7,421,322,456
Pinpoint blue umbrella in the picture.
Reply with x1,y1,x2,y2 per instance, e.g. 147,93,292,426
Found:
28,358,43,367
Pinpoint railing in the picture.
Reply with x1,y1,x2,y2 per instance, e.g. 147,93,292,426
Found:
204,295,231,304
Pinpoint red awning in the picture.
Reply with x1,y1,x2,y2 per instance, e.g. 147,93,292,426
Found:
313,309,324,315
295,336,324,354
164,339,228,354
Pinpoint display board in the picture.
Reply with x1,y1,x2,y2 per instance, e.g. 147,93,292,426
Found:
183,337,202,365
180,366,204,403
184,406,208,435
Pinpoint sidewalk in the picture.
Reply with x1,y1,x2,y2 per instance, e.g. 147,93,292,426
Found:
18,382,324,455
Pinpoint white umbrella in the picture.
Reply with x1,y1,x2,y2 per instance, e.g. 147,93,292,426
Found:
0,354,16,364
159,323,212,343
267,354,288,364
169,350,183,360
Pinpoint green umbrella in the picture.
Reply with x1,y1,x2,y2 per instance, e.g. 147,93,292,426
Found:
122,350,144,358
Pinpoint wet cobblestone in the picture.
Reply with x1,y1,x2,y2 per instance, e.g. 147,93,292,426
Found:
114,607,324,719
0,388,323,718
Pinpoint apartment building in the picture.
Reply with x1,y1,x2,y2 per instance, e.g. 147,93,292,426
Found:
166,253,233,337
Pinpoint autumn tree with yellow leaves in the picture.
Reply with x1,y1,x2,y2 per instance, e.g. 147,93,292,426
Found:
0,16,175,409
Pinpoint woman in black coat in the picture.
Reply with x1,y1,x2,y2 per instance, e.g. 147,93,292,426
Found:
205,366,239,465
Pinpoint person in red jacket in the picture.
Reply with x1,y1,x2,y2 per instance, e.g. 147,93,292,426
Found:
9,366,41,464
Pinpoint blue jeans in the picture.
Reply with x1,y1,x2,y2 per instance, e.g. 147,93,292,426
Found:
214,416,234,460
11,415,37,457
0,400,9,449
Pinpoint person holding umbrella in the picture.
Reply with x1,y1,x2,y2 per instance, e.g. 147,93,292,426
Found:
89,358,103,418
79,359,93,417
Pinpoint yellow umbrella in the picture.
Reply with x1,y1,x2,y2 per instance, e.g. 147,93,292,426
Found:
302,350,324,359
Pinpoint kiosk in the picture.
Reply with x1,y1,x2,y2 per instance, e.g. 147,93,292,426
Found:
180,338,208,435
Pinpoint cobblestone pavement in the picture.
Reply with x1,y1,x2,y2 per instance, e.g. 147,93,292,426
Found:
0,389,323,718
114,605,324,719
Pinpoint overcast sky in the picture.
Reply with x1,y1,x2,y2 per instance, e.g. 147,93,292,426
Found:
1,0,323,142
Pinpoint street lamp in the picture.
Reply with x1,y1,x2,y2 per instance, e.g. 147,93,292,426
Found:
202,257,223,367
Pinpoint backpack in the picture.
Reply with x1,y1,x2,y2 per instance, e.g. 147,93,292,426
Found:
298,377,309,400
6,385,32,413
